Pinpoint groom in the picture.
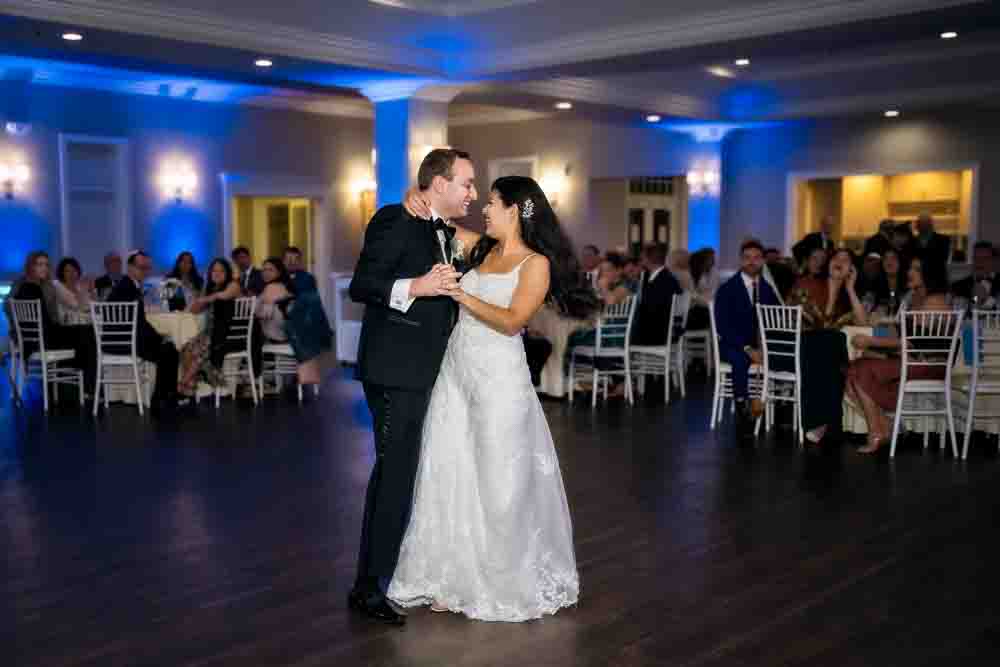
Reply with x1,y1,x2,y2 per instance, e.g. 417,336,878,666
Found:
348,148,477,624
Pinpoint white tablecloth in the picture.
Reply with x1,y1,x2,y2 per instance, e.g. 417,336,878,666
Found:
527,305,592,398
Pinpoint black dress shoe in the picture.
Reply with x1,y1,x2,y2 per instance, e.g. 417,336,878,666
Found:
348,589,406,626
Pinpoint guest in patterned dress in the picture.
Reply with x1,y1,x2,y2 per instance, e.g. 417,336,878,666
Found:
53,257,94,325
176,258,242,399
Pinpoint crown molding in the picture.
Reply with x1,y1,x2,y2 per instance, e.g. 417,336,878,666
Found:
772,81,1000,119
459,0,976,75
242,94,373,119
448,105,551,126
0,0,446,75
514,78,714,119
368,0,539,17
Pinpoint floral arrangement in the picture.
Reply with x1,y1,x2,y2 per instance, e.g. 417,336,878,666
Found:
451,237,467,263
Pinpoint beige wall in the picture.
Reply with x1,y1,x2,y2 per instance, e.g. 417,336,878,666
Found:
721,112,998,268
449,118,708,255
0,81,373,278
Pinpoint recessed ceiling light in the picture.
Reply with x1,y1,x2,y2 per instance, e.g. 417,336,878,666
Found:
884,110,900,118
61,32,83,42
734,58,750,66
254,58,273,68
707,66,734,78
555,101,573,110
646,114,662,123
940,31,958,39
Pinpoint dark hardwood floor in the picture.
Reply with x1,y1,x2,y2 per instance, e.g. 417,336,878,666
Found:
4,368,1000,666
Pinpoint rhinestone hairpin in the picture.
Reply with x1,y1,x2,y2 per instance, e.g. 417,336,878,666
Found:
521,198,535,221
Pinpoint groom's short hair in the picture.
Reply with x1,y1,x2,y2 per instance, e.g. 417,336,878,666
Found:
418,148,472,191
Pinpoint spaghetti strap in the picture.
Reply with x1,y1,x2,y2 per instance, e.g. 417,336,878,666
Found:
514,253,538,271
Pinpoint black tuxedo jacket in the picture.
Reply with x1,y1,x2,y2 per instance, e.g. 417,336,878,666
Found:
916,232,952,268
632,267,682,346
350,205,457,390
240,267,265,295
107,277,164,358
952,273,1000,301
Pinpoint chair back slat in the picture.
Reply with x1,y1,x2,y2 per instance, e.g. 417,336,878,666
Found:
756,304,802,371
90,301,138,356
225,297,257,352
900,310,962,378
709,299,722,370
969,309,1000,372
595,294,637,352
10,299,45,355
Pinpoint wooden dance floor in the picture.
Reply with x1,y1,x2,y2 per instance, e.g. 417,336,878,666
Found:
4,371,1000,666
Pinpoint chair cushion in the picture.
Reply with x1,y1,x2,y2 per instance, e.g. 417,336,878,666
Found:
262,343,295,356
573,346,627,358
630,345,669,356
99,354,139,366
903,380,948,391
29,349,75,362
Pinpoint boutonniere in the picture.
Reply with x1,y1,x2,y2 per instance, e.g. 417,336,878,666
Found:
451,237,467,261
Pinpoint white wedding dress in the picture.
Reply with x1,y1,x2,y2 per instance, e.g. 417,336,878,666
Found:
387,257,579,622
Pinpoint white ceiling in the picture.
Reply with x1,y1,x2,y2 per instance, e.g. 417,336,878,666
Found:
2,0,999,123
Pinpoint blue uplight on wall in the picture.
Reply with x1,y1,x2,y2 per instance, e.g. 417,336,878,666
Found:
719,85,781,121
0,200,51,274
149,203,215,273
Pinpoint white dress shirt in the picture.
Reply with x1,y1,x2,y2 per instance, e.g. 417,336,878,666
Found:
389,207,447,313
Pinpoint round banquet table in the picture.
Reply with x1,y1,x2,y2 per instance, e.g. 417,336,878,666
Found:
526,305,593,398
106,310,231,404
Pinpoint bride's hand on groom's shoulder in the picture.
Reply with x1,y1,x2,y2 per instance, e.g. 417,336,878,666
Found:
404,187,432,219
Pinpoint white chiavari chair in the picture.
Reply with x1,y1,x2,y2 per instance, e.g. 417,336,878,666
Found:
754,305,803,446
889,309,963,458
10,299,84,412
952,310,1000,459
258,342,319,403
632,292,689,403
569,294,638,407
216,297,258,408
708,301,762,430
91,301,146,416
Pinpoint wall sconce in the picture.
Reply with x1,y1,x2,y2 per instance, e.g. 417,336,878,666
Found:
352,177,377,226
540,165,570,209
0,161,30,199
686,169,720,197
158,164,198,202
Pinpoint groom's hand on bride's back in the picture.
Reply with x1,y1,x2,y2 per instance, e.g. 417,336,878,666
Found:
410,263,462,298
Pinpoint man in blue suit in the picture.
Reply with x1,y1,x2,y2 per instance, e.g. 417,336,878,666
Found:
714,239,780,432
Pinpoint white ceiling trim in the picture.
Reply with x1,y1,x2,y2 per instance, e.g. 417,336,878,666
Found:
773,81,1000,118
0,0,446,75
459,0,978,75
368,0,539,17
514,78,714,118
448,105,552,126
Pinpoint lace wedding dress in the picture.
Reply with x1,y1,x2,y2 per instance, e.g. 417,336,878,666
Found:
387,258,579,622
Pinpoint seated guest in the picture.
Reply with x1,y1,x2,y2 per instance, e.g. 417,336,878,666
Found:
875,248,908,313
594,252,634,306
846,258,952,454
231,246,265,295
764,247,796,301
952,240,999,308
863,219,895,258
714,239,780,432
668,249,693,292
914,213,951,268
623,255,643,293
632,243,682,346
176,258,242,401
108,251,179,414
9,251,97,392
792,215,836,266
94,252,123,299
54,257,94,325
688,247,718,330
891,223,917,264
166,251,205,304
858,252,884,307
256,257,294,344
581,244,601,288
284,246,317,294
788,248,868,444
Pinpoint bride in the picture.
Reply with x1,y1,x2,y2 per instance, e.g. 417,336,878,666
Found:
387,176,580,622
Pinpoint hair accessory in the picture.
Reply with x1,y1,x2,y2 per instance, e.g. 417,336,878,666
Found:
521,198,534,221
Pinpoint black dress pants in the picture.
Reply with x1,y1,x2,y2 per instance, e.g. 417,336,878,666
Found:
355,382,432,594
140,338,179,401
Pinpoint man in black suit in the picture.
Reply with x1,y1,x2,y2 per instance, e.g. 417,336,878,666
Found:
347,148,474,625
94,251,123,298
631,242,682,346
952,240,1000,306
107,251,179,414
231,246,265,295
284,246,317,294
914,213,952,268
764,247,796,301
792,215,836,266
863,219,895,258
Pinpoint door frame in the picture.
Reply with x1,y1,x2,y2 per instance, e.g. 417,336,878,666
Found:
220,171,332,309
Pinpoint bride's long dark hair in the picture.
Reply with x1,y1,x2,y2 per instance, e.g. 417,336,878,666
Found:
469,176,599,318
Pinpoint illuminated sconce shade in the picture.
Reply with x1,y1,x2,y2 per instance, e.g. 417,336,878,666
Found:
540,167,569,208
686,169,720,197
0,161,31,199
159,164,198,202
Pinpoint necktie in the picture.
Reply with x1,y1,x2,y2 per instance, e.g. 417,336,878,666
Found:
751,278,759,347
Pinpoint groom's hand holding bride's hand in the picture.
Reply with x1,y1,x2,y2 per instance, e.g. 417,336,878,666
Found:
410,263,462,298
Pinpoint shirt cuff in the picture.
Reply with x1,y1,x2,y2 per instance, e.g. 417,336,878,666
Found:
390,279,416,313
